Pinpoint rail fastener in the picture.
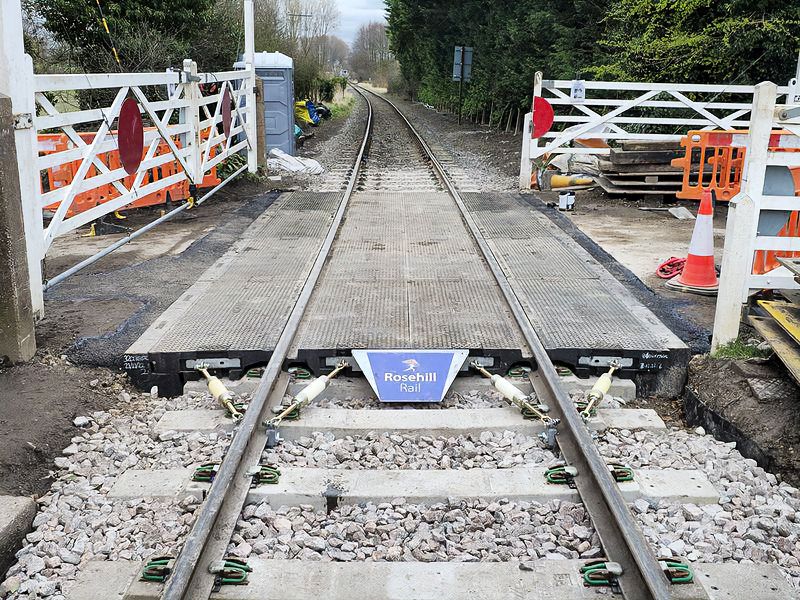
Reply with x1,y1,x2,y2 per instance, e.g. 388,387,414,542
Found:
264,360,348,448
471,361,560,448
141,556,174,582
196,364,244,420
658,559,694,584
209,558,252,588
581,560,624,590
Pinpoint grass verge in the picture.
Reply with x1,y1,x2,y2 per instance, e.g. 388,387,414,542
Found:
711,338,772,360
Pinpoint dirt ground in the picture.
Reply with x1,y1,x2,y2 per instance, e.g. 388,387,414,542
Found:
687,355,800,486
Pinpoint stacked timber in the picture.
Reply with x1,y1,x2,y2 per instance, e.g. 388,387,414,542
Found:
596,140,705,197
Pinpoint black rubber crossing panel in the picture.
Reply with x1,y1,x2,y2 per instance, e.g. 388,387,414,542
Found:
125,189,687,397
462,192,688,396
124,191,343,395
291,192,528,373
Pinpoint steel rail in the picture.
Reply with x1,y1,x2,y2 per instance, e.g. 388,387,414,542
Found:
161,86,374,600
356,85,672,600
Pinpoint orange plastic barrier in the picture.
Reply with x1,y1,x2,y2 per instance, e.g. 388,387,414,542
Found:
672,130,800,275
40,129,221,218
672,130,800,201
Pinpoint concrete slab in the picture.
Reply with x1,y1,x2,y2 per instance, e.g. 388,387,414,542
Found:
108,469,198,501
64,560,152,600
106,463,714,508
0,496,36,575
689,562,798,600
67,559,795,600
278,407,593,440
155,409,236,434
560,374,637,401
596,408,666,431
246,467,715,510
636,469,720,505
153,407,664,438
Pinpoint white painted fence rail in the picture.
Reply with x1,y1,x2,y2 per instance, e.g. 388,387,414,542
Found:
518,72,795,188
712,82,800,349
0,0,257,317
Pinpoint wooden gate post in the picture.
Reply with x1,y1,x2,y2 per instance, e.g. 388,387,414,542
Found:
0,0,44,317
0,93,35,362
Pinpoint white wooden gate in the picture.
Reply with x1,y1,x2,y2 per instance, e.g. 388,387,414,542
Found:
0,0,257,317
519,72,796,188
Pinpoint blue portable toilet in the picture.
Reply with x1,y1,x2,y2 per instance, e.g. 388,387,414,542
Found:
236,52,295,156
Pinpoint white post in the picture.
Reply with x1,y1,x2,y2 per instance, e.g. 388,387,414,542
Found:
181,59,203,185
0,0,44,317
244,0,257,173
519,71,542,190
711,81,777,350
518,113,532,189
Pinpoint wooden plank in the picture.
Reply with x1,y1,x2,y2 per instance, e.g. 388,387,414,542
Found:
596,175,678,196
749,316,800,385
605,177,682,189
619,140,682,152
610,148,684,165
758,300,800,345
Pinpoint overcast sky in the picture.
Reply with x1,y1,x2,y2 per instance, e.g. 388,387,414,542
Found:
335,0,387,46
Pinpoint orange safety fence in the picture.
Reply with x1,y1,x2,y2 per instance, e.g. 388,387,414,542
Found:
39,128,221,219
672,130,800,276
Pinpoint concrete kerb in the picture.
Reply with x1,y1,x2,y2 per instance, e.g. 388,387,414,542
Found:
65,559,795,600
107,466,718,510
154,407,667,437
0,496,36,577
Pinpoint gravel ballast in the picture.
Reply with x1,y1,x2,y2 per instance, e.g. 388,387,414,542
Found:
229,498,598,563
262,431,553,471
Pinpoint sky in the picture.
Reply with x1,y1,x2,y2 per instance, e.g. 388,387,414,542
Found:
335,0,387,46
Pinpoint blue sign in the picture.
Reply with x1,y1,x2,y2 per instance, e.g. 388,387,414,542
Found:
352,349,468,403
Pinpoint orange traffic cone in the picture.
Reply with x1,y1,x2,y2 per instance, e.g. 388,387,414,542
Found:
666,190,719,295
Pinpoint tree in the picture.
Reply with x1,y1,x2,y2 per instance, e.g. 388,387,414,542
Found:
594,0,800,84
36,0,216,72
350,22,394,83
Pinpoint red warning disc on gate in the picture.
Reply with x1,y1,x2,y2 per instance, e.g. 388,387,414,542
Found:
531,96,555,139
118,98,144,175
222,87,232,139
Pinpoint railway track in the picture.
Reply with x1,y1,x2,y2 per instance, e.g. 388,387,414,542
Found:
21,87,797,600
157,86,670,600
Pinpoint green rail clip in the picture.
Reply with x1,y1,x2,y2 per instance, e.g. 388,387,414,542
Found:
141,556,174,582
212,558,252,590
660,558,694,584
192,463,220,483
288,366,312,380
251,464,281,486
580,560,621,590
607,463,634,483
544,465,577,487
506,366,530,378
